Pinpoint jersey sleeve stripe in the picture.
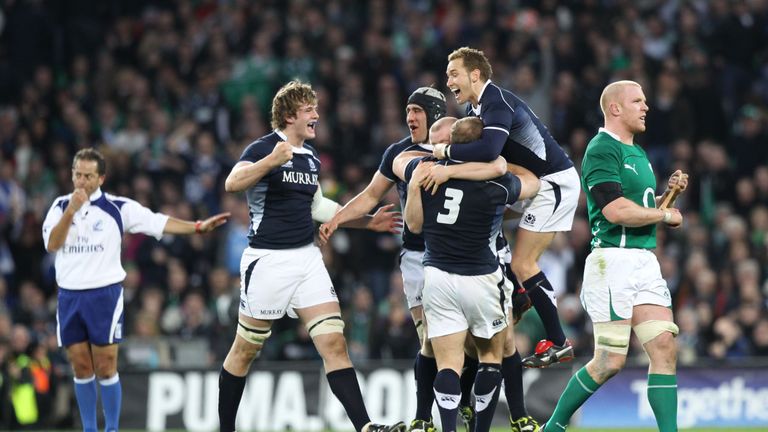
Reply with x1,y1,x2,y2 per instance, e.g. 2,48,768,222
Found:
484,126,510,135
92,196,124,236
487,180,510,204
57,199,70,212
493,85,516,112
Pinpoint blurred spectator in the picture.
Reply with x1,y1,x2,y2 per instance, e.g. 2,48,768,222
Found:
0,1,765,383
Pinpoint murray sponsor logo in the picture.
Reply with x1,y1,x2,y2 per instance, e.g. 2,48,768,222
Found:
282,171,318,185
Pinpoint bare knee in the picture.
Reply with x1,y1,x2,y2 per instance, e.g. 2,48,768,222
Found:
502,326,517,357
69,356,94,378
93,353,117,379
315,333,351,367
224,338,263,374
646,332,677,372
587,351,626,384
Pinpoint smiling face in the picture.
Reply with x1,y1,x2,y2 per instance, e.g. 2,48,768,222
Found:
285,103,319,141
406,103,429,144
446,58,477,105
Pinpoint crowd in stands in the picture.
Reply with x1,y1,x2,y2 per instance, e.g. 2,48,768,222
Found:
0,0,767,427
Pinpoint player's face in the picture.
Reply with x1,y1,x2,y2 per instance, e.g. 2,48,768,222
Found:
619,85,649,134
71,159,104,197
446,58,474,105
406,103,429,143
429,123,451,145
287,103,319,140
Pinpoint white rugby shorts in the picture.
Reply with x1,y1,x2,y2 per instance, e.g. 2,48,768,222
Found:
423,266,508,339
518,166,580,233
400,249,426,310
239,243,336,320
580,248,672,323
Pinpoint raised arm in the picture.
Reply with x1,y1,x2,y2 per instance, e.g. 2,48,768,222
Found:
225,141,293,192
423,157,508,194
393,151,429,182
435,128,508,162
45,189,88,252
327,173,393,226
163,212,230,234
318,172,397,243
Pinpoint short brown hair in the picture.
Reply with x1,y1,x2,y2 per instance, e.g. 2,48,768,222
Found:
270,80,318,130
73,148,106,175
451,117,483,144
448,47,493,81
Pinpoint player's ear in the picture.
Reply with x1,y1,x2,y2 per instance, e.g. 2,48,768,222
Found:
609,102,621,116
471,68,480,83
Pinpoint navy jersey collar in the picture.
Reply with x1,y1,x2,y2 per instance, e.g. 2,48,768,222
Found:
274,129,315,155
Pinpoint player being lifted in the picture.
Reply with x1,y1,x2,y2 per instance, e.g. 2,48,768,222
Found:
430,47,580,369
391,120,539,432
319,88,510,432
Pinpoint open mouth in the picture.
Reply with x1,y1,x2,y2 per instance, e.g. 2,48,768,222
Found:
451,88,461,98
308,121,317,131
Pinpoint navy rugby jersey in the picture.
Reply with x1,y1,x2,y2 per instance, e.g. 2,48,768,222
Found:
450,81,573,177
405,157,521,275
240,131,321,249
378,137,432,252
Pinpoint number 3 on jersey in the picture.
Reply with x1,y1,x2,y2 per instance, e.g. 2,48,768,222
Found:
437,188,463,224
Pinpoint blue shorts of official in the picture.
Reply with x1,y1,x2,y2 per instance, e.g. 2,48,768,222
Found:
57,283,124,347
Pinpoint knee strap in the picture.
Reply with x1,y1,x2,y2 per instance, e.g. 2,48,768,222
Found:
634,320,679,345
236,320,272,345
306,313,345,338
593,322,632,355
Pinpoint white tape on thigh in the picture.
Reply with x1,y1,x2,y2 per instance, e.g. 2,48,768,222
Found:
414,319,424,342
306,313,345,338
236,321,272,345
634,320,679,345
593,322,632,354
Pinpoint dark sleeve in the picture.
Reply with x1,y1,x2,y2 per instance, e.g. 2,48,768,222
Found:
378,144,399,181
590,181,624,209
449,101,514,162
239,140,271,163
502,173,522,205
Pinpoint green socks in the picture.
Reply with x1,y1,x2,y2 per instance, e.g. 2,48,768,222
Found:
545,367,601,431
647,374,678,432
545,370,677,431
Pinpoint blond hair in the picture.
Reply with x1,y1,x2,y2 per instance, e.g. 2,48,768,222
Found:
448,47,493,81
270,80,317,130
599,80,641,117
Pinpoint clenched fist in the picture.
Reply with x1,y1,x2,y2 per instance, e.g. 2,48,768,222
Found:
67,188,89,214
271,141,294,167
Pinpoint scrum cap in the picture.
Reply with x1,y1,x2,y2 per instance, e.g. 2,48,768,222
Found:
408,87,447,129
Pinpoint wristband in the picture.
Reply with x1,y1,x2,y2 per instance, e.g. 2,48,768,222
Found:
662,211,672,223
194,220,203,234
445,144,452,160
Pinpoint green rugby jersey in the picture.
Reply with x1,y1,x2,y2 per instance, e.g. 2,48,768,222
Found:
581,130,657,250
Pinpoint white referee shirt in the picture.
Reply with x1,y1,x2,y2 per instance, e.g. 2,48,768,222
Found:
42,188,169,290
